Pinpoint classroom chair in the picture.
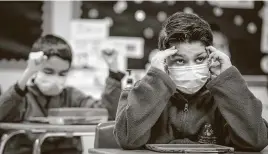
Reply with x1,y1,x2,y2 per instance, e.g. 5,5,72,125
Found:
94,121,120,148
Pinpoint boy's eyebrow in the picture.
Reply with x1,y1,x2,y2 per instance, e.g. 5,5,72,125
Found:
174,52,186,57
170,54,184,59
196,52,207,57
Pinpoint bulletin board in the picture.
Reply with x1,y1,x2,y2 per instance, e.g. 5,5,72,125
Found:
81,1,267,75
0,2,43,60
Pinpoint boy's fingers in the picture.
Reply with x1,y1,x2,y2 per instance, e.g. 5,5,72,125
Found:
34,59,41,65
208,52,221,63
163,47,177,57
36,51,44,59
32,54,47,66
43,55,48,60
206,46,217,53
38,51,44,55
29,51,44,60
208,52,216,62
210,61,220,68
169,46,176,50
40,55,48,63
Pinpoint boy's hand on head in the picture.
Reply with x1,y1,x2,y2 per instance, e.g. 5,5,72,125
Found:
27,51,47,74
102,49,118,72
150,46,177,73
206,46,232,79
18,51,47,91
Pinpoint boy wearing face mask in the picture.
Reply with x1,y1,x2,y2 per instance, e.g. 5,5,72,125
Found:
0,34,123,154
114,12,268,151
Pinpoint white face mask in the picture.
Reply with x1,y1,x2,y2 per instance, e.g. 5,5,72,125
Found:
168,63,210,94
34,71,66,96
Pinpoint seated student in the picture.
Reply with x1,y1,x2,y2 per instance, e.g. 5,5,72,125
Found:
0,34,123,154
114,12,268,151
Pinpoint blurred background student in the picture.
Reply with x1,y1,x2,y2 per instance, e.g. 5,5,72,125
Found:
0,34,123,154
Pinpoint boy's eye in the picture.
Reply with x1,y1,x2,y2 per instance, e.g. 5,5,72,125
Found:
43,69,54,75
59,72,68,77
176,59,185,65
43,71,53,75
59,70,69,77
195,57,206,63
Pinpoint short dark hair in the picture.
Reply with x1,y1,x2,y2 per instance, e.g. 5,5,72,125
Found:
158,12,213,50
31,34,72,64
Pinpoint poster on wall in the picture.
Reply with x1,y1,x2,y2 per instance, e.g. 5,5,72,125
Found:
69,19,110,68
67,19,133,99
260,2,268,73
207,0,254,9
109,36,145,59
261,3,268,54
67,19,111,99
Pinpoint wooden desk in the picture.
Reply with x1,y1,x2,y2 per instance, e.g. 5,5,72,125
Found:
88,149,268,154
0,123,96,154
0,122,96,132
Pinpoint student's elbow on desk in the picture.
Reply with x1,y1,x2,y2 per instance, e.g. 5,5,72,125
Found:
116,140,145,150
113,134,147,150
113,126,150,150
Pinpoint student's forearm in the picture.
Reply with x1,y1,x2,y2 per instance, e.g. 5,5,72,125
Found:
18,69,35,91
114,67,176,149
101,77,122,120
207,66,268,151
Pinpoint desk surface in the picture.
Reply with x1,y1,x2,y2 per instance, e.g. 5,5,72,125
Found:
88,149,268,154
0,122,96,132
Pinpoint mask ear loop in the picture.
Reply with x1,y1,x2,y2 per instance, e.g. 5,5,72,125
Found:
205,47,210,66
205,47,213,80
164,59,169,74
